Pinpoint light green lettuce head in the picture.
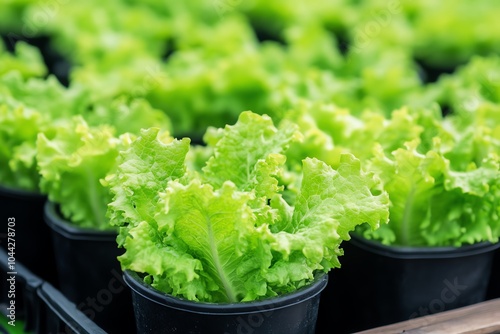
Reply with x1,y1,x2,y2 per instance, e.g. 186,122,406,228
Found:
36,117,134,229
354,104,500,247
106,111,389,303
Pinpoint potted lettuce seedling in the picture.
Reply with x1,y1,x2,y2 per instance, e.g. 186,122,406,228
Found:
0,66,86,283
36,100,171,334
36,116,134,334
0,55,64,196
299,103,500,332
104,111,390,334
430,62,500,300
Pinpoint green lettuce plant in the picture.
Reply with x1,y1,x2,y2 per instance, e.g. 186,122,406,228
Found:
105,111,390,303
0,71,86,190
0,99,44,190
0,53,172,194
35,97,172,229
36,117,129,229
283,101,500,247
411,0,500,68
341,107,500,247
432,55,500,119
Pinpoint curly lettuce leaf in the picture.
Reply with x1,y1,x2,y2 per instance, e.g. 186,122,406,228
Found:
363,140,448,246
423,156,500,246
435,56,500,120
266,156,389,290
203,111,301,195
203,111,302,227
105,128,190,238
0,71,91,190
118,220,213,302
85,97,172,135
0,71,88,120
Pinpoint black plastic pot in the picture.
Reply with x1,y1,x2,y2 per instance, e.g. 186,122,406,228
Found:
124,270,328,334
0,185,58,285
317,234,500,334
486,248,500,300
43,201,135,334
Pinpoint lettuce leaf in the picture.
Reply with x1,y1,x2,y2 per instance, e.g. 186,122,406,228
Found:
105,128,191,238
202,111,301,195
85,97,172,136
265,156,389,291
435,56,500,118
154,180,272,302
0,72,78,190
0,72,89,190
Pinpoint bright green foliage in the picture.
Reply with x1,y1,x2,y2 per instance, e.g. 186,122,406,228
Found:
434,56,500,124
85,97,172,136
0,41,46,79
2,0,499,254
0,72,88,119
0,71,81,190
202,112,300,192
0,102,43,190
107,111,390,302
34,97,173,228
104,127,190,237
0,61,172,194
411,1,500,67
36,117,129,229
285,101,500,247
358,135,500,247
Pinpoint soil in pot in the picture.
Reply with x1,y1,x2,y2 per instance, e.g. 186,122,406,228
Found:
317,234,500,334
43,201,135,334
124,270,328,334
0,185,58,285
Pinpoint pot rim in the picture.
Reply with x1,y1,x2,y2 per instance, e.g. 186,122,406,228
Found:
0,184,46,201
43,201,117,241
123,270,328,316
349,233,500,259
